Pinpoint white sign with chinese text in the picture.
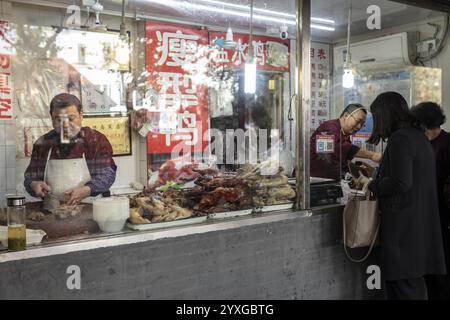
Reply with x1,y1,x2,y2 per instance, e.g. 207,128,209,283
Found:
310,42,331,132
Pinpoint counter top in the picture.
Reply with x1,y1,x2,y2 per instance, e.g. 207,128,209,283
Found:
0,203,345,263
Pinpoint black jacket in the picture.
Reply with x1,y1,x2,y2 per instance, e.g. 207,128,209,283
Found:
369,128,446,281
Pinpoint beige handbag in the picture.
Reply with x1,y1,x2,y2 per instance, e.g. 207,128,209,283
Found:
343,189,380,262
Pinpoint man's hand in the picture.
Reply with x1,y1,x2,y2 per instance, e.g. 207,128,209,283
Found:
30,181,52,198
65,186,91,205
371,152,382,163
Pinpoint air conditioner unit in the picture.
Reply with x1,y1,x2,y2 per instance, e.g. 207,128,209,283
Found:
333,32,419,72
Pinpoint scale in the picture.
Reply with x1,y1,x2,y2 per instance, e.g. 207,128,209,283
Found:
310,177,343,206
289,177,343,207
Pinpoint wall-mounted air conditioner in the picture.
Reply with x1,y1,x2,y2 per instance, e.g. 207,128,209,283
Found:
333,32,419,72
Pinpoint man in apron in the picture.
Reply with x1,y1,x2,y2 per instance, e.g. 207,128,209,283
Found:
24,93,117,206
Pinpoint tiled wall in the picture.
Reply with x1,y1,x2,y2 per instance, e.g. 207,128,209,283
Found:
0,2,148,207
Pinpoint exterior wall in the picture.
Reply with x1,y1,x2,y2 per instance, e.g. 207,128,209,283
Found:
0,208,382,300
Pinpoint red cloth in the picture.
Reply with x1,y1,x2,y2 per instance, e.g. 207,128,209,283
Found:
310,119,359,180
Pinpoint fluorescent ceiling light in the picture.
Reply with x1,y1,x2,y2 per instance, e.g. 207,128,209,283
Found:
311,17,335,24
311,24,335,31
196,0,335,24
145,0,335,31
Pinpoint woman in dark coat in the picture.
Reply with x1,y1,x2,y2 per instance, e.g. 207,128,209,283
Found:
357,92,446,300
411,101,450,299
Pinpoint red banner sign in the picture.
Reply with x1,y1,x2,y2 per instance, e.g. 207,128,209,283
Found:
0,21,12,120
146,21,209,154
209,31,289,72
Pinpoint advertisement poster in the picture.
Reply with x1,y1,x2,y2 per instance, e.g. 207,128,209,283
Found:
145,21,209,154
209,31,289,72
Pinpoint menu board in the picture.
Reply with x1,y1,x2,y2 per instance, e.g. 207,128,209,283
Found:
145,21,209,154
310,42,331,132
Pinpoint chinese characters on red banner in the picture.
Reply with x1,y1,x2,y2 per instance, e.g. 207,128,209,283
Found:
145,21,209,154
145,22,291,154
0,21,12,120
209,31,289,72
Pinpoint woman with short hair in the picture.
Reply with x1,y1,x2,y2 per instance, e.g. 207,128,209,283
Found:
310,103,381,180
411,101,450,299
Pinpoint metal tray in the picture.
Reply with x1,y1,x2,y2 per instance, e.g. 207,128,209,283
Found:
254,202,294,213
207,209,253,220
126,216,207,231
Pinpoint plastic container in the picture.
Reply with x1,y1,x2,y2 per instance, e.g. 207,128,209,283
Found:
93,197,129,232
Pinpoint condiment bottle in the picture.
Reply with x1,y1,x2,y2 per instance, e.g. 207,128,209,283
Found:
7,195,26,251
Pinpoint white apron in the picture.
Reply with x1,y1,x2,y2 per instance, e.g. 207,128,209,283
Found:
43,147,92,202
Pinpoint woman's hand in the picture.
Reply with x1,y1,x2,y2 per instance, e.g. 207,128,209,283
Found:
371,152,382,163
354,172,371,190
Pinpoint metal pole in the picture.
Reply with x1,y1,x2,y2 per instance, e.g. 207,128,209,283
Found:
295,0,311,210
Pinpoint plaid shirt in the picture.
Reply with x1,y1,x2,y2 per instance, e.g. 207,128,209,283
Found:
24,127,117,197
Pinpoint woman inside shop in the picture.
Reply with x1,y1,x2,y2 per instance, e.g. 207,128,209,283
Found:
357,92,446,300
24,93,117,206
310,103,381,180
411,101,450,300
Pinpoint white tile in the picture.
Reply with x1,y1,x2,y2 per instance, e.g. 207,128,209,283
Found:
6,167,16,190
5,146,15,168
0,124,5,145
0,168,6,192
0,145,5,168
4,123,17,146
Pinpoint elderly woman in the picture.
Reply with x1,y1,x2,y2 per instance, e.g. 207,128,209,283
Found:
357,92,446,300
411,101,450,299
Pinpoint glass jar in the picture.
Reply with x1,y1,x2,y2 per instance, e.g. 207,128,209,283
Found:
7,195,26,251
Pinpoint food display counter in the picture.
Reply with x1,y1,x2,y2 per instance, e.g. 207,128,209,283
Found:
0,0,377,300
0,203,382,300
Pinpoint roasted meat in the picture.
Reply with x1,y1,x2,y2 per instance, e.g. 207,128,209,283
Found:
129,195,193,224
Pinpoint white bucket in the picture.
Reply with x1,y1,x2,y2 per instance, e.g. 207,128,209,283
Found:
93,197,129,233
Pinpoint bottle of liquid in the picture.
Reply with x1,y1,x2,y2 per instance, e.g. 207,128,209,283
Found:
7,195,26,251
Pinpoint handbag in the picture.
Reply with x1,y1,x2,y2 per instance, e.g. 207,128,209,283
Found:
343,187,380,262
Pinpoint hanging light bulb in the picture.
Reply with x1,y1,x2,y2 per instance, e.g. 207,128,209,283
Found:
115,36,130,66
224,24,236,49
245,45,257,94
342,66,354,89
342,6,354,89
114,0,130,69
88,0,108,32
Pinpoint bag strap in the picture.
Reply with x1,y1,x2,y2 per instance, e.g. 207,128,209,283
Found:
342,204,380,263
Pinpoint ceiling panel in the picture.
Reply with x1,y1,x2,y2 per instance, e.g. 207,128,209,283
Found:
9,0,446,42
